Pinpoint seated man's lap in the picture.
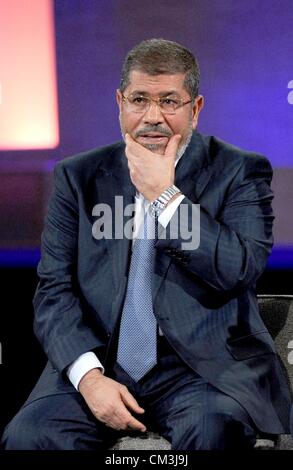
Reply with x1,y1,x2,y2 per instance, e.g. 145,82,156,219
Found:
149,380,257,450
111,336,257,450
1,392,119,450
1,337,257,450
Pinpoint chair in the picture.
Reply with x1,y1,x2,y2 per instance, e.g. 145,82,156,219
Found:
257,295,293,450
110,294,293,450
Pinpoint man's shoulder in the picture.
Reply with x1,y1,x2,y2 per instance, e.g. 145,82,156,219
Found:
202,134,271,170
55,140,125,174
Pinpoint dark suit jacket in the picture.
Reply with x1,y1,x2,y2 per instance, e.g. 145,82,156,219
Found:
30,132,291,434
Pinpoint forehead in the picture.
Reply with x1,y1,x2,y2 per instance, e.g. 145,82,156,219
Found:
125,70,187,96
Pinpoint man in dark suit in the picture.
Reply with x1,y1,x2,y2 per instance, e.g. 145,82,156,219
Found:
2,38,291,450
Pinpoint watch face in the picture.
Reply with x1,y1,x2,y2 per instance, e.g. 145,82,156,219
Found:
150,199,164,217
150,206,159,218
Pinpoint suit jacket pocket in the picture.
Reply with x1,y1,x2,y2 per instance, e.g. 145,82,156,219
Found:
226,331,275,360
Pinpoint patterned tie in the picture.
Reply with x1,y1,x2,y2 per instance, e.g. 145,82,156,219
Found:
117,210,157,382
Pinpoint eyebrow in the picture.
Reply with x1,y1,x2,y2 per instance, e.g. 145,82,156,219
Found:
130,90,181,97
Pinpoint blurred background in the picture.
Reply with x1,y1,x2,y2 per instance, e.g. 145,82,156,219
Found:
0,0,292,434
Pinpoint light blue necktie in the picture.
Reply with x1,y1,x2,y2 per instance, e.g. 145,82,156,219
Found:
117,210,157,382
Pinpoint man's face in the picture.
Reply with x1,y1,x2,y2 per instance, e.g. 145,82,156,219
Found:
116,70,204,157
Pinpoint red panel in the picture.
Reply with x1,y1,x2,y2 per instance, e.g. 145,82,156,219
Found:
0,0,59,149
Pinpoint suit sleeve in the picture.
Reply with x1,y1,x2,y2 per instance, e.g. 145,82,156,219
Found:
156,155,274,293
33,162,105,373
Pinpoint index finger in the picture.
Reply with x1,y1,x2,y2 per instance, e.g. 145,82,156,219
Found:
114,406,146,432
125,133,151,155
120,387,145,414
125,414,147,432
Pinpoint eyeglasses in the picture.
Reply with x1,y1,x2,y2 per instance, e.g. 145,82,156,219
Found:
121,93,193,115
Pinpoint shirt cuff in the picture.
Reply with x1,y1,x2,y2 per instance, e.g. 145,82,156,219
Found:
67,351,104,390
158,194,185,228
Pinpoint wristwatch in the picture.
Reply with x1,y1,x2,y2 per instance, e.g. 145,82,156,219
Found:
150,185,181,218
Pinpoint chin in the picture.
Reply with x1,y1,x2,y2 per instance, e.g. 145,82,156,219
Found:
142,143,166,154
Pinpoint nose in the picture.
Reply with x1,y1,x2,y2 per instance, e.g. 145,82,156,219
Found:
142,101,164,125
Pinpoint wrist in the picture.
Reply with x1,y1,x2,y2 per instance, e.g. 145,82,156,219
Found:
165,191,182,208
78,367,103,392
150,185,182,218
149,182,174,202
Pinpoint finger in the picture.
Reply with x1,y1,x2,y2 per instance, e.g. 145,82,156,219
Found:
124,145,132,161
164,134,181,158
125,133,142,147
120,387,145,414
125,139,139,162
126,416,147,432
125,133,138,152
125,133,134,144
127,160,137,181
125,133,151,156
113,406,146,432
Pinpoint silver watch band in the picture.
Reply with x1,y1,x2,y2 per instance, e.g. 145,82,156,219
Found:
150,185,181,218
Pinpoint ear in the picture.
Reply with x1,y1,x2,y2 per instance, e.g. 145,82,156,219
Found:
191,95,204,129
116,89,123,109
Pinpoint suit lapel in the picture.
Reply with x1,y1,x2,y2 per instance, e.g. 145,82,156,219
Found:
152,132,213,301
94,145,135,295
174,131,212,200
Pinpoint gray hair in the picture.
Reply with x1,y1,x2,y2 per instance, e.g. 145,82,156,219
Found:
120,39,200,99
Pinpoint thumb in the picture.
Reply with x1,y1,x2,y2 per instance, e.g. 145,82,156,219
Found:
164,134,181,158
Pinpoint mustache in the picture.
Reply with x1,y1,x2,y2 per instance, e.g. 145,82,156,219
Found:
135,126,172,138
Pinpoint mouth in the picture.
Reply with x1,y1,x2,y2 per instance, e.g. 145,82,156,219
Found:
137,133,169,145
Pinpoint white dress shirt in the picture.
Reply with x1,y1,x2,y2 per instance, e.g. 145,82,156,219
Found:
68,173,184,390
